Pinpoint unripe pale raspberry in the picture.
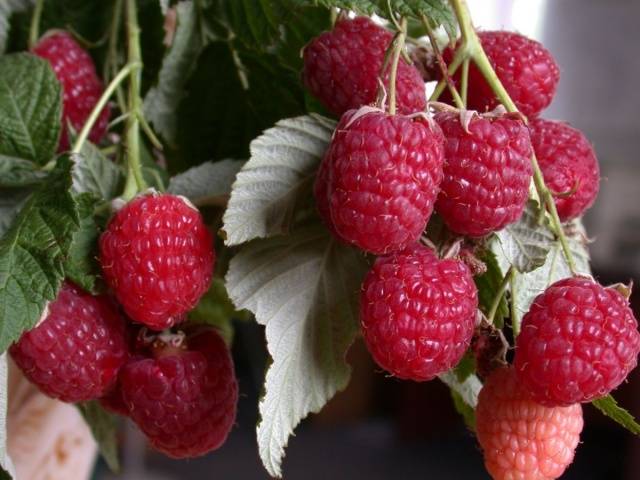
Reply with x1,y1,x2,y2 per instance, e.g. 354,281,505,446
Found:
515,277,640,406
318,109,445,254
120,329,238,459
530,119,600,221
303,16,426,116
10,282,128,403
33,31,110,151
476,367,583,480
360,244,478,381
99,193,214,330
435,111,533,237
443,31,559,117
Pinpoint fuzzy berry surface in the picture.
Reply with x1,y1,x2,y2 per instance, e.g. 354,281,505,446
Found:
515,277,640,406
530,119,600,222
100,193,214,330
120,329,238,459
360,244,478,381
434,111,533,237
443,31,559,117
33,31,110,151
318,110,444,254
303,16,426,116
476,367,583,480
10,282,128,403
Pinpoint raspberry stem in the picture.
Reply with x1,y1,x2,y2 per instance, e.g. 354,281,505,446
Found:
487,266,513,326
448,0,578,275
71,62,139,154
28,0,45,49
104,0,127,113
460,58,469,105
123,0,147,200
387,18,407,115
509,267,520,336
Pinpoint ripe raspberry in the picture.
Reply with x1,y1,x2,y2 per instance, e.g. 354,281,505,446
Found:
10,282,128,403
33,31,110,151
99,193,214,330
443,31,559,117
434,111,533,237
530,119,600,221
476,367,583,480
120,329,238,459
360,244,478,380
318,109,444,254
515,277,640,406
303,16,426,116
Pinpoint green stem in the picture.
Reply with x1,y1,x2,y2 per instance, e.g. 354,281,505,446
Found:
510,268,520,336
123,0,146,200
106,0,127,114
387,18,407,115
71,62,139,154
487,266,513,326
28,0,45,48
460,58,469,106
429,49,464,101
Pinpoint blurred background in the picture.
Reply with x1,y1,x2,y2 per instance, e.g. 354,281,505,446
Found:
93,1,640,479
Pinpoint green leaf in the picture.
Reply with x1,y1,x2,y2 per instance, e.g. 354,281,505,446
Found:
475,249,509,326
71,142,124,200
592,394,640,436
222,115,335,245
0,155,80,352
0,155,46,187
0,354,15,479
495,200,555,273
140,142,169,191
77,401,120,472
0,54,62,165
0,188,31,238
450,389,475,430
453,352,475,383
439,370,481,409
63,193,100,293
0,0,34,54
143,1,203,146
167,159,244,205
226,225,368,477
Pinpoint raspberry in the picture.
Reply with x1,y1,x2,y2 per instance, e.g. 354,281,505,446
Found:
33,31,110,151
120,329,238,459
443,31,559,117
434,111,533,237
530,119,600,221
514,277,640,406
99,193,214,330
476,367,583,480
303,17,426,116
10,282,128,403
360,244,478,381
318,109,445,254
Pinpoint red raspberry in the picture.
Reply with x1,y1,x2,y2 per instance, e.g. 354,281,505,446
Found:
32,31,110,151
303,17,426,116
434,111,533,237
99,193,214,330
443,31,559,117
477,367,583,480
514,277,640,406
10,282,128,403
318,109,444,254
120,329,238,459
360,244,478,381
530,119,600,221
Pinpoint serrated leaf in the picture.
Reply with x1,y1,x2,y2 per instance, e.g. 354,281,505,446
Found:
475,249,509,326
226,225,368,477
0,155,46,187
77,401,120,472
0,354,15,479
592,394,640,436
453,352,475,383
0,0,34,54
0,54,61,165
0,189,31,238
495,200,555,273
71,142,124,200
222,115,335,245
0,155,80,352
143,1,203,146
63,193,100,293
140,142,169,191
439,370,482,409
168,159,244,205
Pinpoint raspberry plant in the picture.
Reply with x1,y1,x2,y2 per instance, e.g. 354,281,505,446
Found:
0,0,638,479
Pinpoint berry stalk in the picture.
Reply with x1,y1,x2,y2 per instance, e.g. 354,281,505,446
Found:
28,0,45,49
387,18,407,115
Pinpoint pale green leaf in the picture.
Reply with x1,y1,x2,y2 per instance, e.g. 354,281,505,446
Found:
71,142,124,200
168,159,244,205
222,115,335,245
226,225,368,477
0,54,62,165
